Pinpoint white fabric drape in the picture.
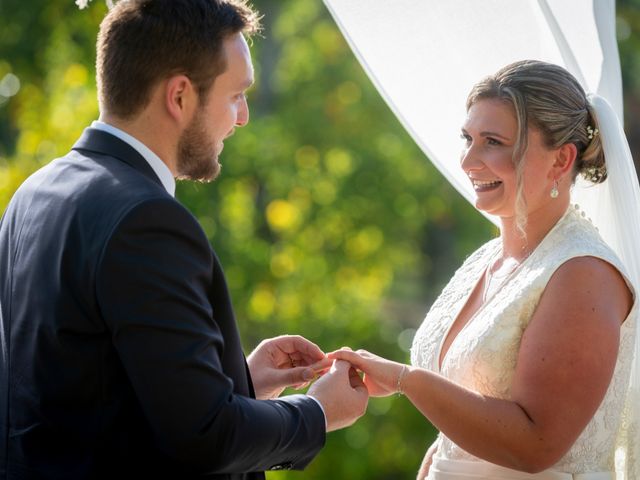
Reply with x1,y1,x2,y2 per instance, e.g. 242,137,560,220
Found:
322,1,640,478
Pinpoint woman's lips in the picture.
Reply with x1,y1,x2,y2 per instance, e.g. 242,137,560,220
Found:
472,179,502,192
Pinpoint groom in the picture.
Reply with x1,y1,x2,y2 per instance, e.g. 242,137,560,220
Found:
0,0,368,478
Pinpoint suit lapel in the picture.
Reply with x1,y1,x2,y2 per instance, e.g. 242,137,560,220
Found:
72,127,163,188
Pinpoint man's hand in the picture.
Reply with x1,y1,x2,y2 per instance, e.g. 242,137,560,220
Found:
247,335,332,400
307,359,369,432
328,348,406,397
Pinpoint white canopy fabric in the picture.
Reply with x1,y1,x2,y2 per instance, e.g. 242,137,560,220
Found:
322,0,621,228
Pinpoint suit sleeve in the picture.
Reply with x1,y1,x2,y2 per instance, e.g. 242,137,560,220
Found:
95,197,326,474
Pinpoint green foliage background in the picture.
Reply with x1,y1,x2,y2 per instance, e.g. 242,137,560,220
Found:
0,1,638,478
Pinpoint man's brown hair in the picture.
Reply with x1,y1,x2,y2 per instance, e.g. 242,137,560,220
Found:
96,0,260,118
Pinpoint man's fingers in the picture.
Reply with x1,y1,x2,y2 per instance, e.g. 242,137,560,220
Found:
277,359,334,389
348,367,366,389
266,366,317,390
290,366,316,385
329,358,352,375
309,357,332,372
348,369,369,406
353,380,369,397
279,335,326,360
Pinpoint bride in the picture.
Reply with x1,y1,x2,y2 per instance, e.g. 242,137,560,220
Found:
331,60,638,479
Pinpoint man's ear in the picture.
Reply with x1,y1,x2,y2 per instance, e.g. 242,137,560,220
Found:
552,142,578,180
165,75,197,124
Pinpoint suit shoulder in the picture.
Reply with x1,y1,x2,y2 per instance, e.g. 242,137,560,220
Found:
112,196,203,233
53,149,183,228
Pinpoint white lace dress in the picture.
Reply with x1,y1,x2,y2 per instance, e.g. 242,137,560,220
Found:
410,206,638,479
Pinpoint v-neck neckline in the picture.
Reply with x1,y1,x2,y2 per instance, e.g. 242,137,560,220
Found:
436,243,499,373
435,207,573,373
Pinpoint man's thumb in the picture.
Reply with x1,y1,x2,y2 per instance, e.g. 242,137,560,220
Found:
286,366,316,386
330,359,351,375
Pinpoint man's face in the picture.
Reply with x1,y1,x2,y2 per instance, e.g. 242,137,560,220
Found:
177,32,254,181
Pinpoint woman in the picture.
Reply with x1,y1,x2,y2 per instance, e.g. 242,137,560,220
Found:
331,60,638,479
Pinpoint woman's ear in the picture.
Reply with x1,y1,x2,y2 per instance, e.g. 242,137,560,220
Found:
165,75,197,125
552,142,578,180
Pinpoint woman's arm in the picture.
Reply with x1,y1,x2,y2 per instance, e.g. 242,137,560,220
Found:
332,256,632,473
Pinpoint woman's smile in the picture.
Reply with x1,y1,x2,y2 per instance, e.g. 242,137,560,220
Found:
471,178,503,192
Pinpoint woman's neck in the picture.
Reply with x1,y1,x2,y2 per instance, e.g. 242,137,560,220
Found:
498,199,569,260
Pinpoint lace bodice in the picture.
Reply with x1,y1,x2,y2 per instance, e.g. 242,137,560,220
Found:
410,206,638,474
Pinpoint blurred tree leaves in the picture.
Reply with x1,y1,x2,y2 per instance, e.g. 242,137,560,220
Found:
0,1,637,478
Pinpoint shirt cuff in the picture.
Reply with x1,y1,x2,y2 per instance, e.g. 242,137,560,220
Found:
307,395,327,430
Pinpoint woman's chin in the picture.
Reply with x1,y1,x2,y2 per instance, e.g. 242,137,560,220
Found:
474,201,509,218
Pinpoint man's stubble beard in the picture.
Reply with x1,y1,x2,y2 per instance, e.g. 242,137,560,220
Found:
176,108,221,183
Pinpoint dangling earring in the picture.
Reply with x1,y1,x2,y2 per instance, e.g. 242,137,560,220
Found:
550,179,559,199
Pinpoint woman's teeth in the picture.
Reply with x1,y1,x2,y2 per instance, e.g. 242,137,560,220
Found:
472,179,502,190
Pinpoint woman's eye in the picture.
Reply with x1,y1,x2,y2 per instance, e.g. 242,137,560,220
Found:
487,137,502,146
460,133,471,143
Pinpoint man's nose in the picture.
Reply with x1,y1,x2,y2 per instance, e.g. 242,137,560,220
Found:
236,96,249,127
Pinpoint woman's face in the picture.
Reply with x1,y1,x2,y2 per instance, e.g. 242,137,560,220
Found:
460,98,556,220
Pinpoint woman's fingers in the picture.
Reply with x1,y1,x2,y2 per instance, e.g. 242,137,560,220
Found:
328,349,359,363
328,349,374,373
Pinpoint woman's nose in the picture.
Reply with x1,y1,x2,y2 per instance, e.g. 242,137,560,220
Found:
460,144,474,172
460,142,482,172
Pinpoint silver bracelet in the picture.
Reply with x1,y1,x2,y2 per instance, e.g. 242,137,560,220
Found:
396,365,407,396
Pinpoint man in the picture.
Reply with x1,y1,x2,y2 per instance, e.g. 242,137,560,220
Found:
0,0,368,478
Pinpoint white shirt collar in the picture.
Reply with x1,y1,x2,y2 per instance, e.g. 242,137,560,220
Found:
90,120,176,197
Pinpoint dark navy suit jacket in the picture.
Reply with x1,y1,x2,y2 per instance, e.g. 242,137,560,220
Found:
0,128,325,479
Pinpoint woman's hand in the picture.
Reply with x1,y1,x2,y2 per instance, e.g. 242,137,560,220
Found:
328,348,407,397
